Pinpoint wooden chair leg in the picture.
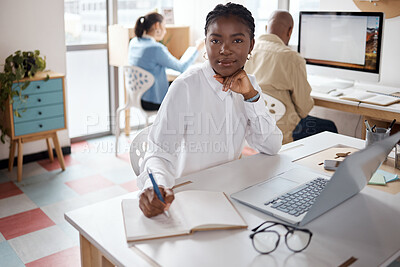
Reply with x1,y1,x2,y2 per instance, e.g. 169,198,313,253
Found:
125,109,130,136
8,140,16,171
17,139,23,182
123,73,130,137
115,107,122,157
52,133,66,170
46,138,54,162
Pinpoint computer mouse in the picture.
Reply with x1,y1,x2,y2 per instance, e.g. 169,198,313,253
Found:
328,90,343,97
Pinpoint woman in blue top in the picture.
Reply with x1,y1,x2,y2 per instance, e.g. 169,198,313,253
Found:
128,12,203,110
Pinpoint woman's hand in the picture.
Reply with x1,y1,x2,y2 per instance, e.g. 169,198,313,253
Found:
139,186,175,218
214,69,259,101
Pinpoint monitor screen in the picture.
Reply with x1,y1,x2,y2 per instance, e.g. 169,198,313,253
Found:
298,12,384,83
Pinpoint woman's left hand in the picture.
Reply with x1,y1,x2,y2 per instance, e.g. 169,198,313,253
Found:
214,69,258,101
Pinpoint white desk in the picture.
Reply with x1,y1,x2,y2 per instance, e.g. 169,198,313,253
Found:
312,90,400,119
65,132,400,266
312,88,400,139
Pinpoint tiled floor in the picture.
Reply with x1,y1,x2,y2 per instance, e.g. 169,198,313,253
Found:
0,134,139,266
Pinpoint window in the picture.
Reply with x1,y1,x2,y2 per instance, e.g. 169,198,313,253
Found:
64,0,107,45
289,0,320,46
64,0,110,139
246,0,279,38
117,0,173,26
246,0,319,44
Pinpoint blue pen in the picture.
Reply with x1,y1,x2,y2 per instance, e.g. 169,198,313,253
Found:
147,168,165,203
147,168,170,217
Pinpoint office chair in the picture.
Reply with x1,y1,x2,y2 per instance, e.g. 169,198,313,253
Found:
115,66,157,156
261,92,286,122
129,126,151,176
241,93,285,158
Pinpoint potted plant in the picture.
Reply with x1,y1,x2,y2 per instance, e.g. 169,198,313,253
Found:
0,50,48,143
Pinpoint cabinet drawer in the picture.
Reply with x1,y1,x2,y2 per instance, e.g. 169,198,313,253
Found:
13,104,64,123
14,116,65,136
13,91,63,110
13,78,62,96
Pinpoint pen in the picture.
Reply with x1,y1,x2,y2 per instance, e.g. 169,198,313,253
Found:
387,119,396,133
364,120,372,132
147,168,170,217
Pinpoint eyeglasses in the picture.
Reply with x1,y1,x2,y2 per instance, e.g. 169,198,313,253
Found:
249,221,313,254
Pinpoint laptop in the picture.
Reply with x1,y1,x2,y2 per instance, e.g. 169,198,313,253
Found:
231,132,400,226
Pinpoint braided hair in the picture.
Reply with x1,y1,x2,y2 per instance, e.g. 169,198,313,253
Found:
134,12,164,38
204,2,255,40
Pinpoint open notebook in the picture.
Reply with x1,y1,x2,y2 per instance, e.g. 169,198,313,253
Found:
122,190,247,242
339,91,400,106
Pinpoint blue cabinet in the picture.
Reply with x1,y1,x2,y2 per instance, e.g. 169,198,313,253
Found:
2,72,67,182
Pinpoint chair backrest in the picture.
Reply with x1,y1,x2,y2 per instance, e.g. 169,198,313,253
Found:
130,126,152,176
261,92,286,122
124,66,155,109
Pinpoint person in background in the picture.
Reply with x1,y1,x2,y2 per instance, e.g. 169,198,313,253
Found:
137,3,283,218
245,10,337,144
128,12,204,111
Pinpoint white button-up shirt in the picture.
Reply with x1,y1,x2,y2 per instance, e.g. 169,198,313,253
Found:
137,61,283,189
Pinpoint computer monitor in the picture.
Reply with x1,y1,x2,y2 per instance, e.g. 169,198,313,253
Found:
298,11,384,88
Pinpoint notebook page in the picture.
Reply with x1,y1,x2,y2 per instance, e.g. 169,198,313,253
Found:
176,190,247,230
362,95,399,106
340,91,375,101
122,199,188,241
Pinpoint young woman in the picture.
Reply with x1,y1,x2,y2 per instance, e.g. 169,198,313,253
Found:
128,12,203,110
137,3,283,217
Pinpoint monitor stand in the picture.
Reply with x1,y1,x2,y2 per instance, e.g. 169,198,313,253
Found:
308,75,354,94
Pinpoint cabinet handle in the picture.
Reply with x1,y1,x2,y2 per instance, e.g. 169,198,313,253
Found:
37,98,41,102
39,124,43,128
38,111,42,115
36,85,40,89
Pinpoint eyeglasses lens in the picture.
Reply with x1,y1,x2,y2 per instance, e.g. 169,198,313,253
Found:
286,230,311,252
253,231,279,253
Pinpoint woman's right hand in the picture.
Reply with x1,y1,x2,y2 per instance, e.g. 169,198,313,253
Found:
139,186,175,218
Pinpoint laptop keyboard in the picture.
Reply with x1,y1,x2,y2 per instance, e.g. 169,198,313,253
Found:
264,177,328,217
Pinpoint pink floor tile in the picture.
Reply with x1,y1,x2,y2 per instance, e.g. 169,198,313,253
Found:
25,246,80,267
120,180,139,192
37,155,80,172
65,174,114,195
0,208,55,240
241,146,258,157
0,181,23,200
118,153,130,163
71,141,92,153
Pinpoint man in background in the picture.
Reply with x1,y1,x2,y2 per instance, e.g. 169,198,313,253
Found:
245,10,337,144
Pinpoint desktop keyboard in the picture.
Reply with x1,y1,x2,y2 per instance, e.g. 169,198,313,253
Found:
264,177,328,217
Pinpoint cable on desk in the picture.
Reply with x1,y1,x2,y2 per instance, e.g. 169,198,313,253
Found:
354,115,362,137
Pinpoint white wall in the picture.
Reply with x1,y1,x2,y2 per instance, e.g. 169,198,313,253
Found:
0,0,69,161
309,0,400,138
